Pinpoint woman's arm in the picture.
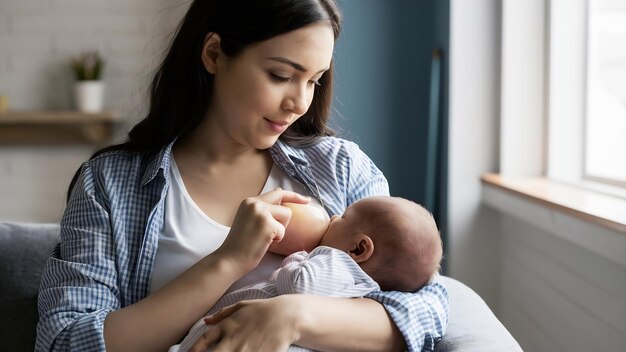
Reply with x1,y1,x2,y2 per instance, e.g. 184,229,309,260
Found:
37,162,122,351
106,189,311,351
200,279,449,352
103,252,242,351
36,160,308,351
295,295,407,352
366,278,450,351
38,163,243,351
297,280,450,351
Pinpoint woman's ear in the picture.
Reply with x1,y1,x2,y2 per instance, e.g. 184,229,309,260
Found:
202,32,222,74
348,234,374,263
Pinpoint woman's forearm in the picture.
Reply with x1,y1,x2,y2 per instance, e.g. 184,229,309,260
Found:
104,253,242,352
294,295,406,352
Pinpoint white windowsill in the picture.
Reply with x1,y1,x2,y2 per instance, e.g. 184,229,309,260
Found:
481,173,626,267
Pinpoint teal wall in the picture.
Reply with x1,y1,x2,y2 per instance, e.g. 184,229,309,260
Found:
333,0,449,205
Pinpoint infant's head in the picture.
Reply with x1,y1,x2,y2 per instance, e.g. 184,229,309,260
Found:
320,196,442,291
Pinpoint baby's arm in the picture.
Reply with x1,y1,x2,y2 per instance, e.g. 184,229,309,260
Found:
275,246,379,296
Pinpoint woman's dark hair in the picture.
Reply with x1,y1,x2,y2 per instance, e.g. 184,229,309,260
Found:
68,0,342,199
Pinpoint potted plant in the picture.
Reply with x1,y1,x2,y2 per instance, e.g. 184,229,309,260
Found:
71,51,106,113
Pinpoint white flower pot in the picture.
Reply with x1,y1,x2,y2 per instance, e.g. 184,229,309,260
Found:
74,81,105,113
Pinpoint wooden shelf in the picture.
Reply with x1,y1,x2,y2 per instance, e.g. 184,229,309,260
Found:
0,111,121,145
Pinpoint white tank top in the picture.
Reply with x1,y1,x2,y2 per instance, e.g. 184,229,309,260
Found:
149,157,324,294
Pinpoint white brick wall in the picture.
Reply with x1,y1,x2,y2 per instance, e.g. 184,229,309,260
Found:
0,0,189,222
0,0,188,112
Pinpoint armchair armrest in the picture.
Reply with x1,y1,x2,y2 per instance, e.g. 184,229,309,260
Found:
435,276,522,351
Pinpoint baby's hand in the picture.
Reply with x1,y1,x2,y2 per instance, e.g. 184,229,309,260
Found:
268,202,330,256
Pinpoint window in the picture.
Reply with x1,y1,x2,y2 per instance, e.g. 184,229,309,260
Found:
584,0,626,187
494,0,626,235
548,0,626,195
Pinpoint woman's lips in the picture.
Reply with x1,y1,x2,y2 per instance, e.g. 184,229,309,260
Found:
264,118,289,134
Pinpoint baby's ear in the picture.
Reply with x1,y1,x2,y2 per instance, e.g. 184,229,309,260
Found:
348,234,374,263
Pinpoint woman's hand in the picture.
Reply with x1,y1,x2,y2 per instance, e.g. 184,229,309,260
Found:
214,188,309,276
190,295,405,352
190,296,301,352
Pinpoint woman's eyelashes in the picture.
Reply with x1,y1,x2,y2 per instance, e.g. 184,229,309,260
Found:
269,72,321,86
270,72,290,83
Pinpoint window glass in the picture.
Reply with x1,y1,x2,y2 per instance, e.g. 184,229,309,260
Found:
585,0,626,186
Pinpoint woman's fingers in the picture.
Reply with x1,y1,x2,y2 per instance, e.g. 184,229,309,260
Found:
189,325,221,352
203,302,244,325
258,187,310,206
266,203,292,230
200,298,296,352
260,188,311,229
215,189,311,273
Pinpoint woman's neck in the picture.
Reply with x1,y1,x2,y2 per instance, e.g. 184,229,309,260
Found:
175,118,262,166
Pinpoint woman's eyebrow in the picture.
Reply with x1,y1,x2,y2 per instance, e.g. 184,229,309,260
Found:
265,57,328,74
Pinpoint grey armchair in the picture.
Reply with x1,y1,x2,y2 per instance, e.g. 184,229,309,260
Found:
0,222,521,351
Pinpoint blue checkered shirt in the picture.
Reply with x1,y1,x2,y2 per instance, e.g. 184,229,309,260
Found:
36,137,449,351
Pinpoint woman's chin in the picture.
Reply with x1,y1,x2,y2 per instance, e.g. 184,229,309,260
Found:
255,136,281,150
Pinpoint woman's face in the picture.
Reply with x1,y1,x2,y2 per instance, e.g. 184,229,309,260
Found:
208,23,335,150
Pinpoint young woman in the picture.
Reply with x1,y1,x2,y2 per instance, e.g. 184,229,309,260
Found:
36,1,448,351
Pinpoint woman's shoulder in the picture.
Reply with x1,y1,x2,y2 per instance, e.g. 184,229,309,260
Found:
80,145,167,187
84,148,145,172
297,136,367,160
309,135,357,148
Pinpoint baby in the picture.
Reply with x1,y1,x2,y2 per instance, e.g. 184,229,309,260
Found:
276,195,443,291
171,196,442,351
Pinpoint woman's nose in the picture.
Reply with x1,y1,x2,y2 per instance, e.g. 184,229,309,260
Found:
282,85,308,115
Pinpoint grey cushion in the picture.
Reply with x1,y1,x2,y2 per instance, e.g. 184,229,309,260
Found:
0,222,60,352
435,276,522,351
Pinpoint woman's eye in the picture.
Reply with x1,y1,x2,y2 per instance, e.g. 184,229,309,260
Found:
270,73,290,83
270,72,320,87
